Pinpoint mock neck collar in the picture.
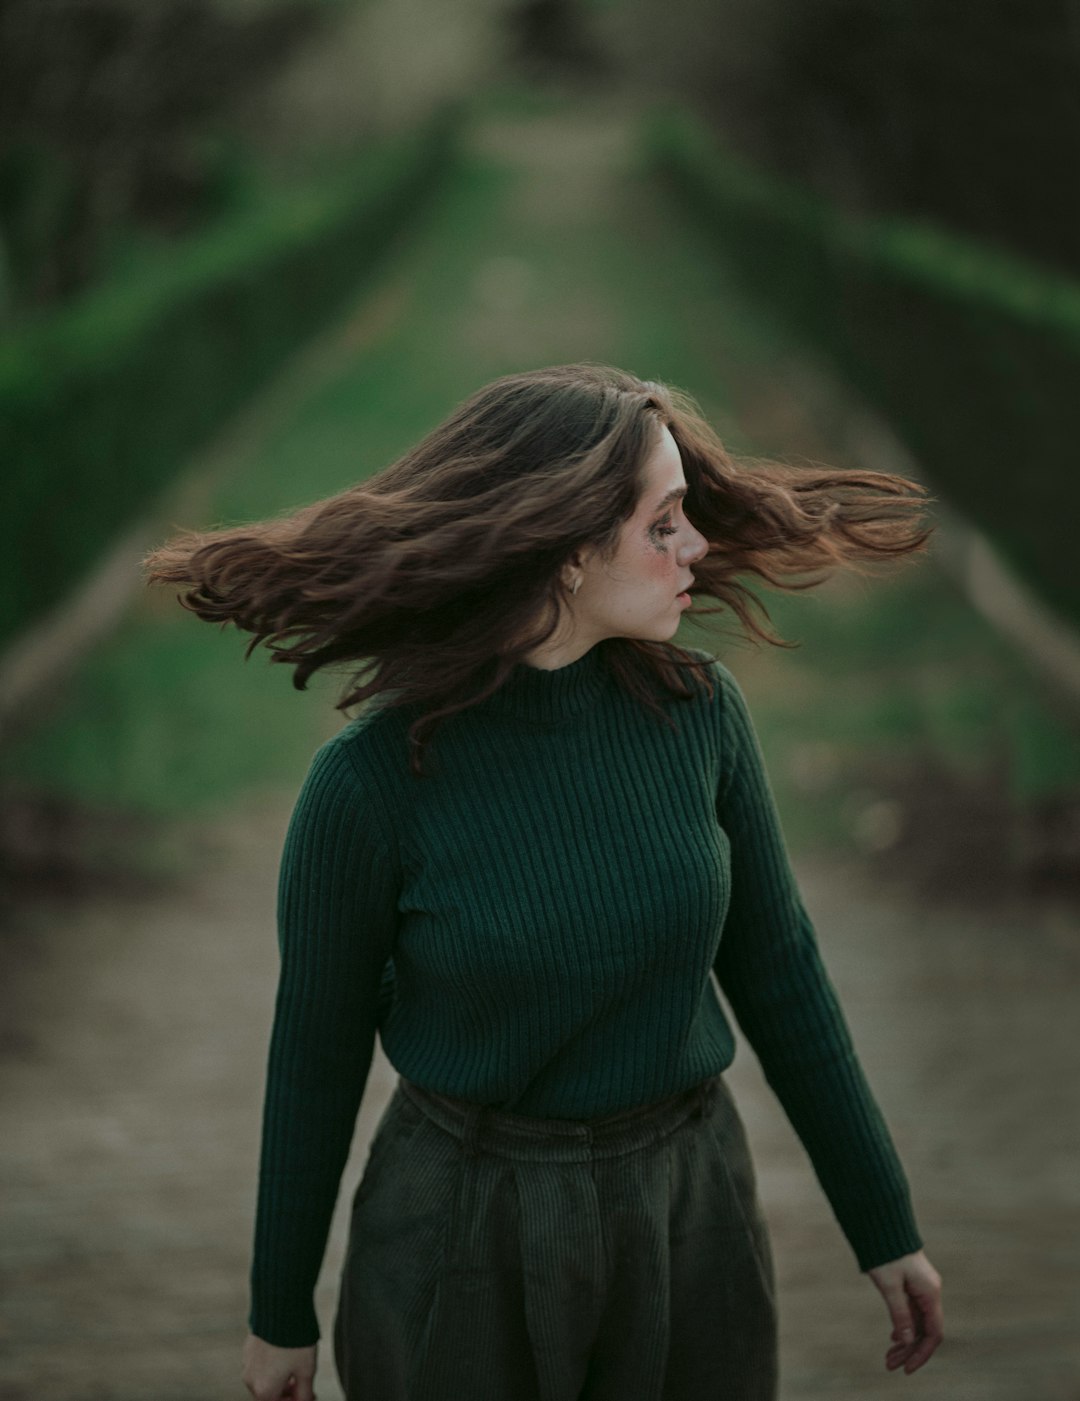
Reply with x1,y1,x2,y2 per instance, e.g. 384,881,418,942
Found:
482,643,610,724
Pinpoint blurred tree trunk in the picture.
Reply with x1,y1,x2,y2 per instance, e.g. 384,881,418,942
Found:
0,0,325,318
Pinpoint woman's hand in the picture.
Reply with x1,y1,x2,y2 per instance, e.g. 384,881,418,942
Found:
865,1248,943,1374
241,1333,317,1401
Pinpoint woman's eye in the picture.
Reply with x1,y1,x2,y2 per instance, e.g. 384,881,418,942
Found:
652,520,677,538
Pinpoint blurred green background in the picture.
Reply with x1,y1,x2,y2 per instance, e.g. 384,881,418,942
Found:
3,7,1080,1400
2,0,1077,899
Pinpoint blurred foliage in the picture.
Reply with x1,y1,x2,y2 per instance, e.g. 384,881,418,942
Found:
504,0,613,78
603,0,1080,280
0,111,460,652
742,564,1080,892
0,151,517,823
0,0,330,323
648,107,1080,632
748,0,1080,280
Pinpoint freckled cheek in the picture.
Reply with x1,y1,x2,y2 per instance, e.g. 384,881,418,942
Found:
640,547,679,586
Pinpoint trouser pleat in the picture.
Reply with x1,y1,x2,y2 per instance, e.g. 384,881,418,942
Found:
579,1142,672,1399
514,1160,608,1401
414,1153,540,1397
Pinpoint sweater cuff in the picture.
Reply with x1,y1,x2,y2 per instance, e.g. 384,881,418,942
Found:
856,1229,925,1273
843,1187,925,1273
248,1299,320,1351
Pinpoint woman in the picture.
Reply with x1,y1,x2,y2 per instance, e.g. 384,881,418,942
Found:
144,363,944,1401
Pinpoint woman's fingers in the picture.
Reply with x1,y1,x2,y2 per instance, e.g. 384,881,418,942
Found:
878,1275,917,1346
241,1335,318,1401
284,1372,316,1401
866,1248,944,1374
901,1284,945,1373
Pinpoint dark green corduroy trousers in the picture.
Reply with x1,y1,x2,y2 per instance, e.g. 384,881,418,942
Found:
333,1072,779,1400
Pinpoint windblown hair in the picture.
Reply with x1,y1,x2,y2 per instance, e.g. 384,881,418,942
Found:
143,363,935,776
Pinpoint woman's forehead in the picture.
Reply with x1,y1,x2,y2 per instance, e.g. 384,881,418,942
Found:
640,424,687,504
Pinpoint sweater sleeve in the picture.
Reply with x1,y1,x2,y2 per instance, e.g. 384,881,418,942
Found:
710,662,923,1272
249,732,400,1347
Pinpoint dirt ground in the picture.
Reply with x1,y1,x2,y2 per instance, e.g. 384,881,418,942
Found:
2,787,1078,1400
2,96,1079,1400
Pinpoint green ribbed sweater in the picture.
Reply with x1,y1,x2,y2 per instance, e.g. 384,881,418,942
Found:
250,644,923,1347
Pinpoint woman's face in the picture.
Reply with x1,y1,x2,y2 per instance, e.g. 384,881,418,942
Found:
568,422,710,648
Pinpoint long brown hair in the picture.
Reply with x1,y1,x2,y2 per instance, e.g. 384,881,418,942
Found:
142,363,935,775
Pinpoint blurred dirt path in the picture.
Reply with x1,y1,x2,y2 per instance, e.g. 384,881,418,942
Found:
3,98,1079,1401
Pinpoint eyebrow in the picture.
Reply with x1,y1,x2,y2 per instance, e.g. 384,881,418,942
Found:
654,485,688,511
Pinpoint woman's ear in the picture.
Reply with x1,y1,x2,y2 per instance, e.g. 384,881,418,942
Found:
561,548,589,596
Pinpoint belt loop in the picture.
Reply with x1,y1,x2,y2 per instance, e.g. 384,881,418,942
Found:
462,1103,485,1157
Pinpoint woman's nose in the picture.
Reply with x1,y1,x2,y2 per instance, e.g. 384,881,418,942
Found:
680,528,709,565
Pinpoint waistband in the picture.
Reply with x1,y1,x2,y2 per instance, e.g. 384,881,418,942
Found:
397,1073,726,1162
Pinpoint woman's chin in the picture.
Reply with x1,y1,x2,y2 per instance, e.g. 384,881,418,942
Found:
604,615,684,643
641,619,683,643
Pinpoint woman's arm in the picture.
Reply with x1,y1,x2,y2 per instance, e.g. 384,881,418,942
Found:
710,661,923,1271
711,663,945,1371
248,733,401,1351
